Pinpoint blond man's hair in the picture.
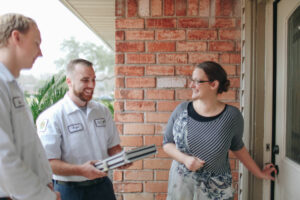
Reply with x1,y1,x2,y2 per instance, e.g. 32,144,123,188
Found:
0,13,36,47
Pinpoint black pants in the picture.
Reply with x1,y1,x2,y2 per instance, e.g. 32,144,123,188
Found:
53,176,116,200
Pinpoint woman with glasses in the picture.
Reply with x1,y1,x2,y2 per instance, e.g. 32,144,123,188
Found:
163,61,276,200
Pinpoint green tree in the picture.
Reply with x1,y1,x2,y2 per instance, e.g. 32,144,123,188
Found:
54,37,114,74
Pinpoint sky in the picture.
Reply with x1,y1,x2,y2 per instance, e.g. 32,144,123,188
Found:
0,0,109,78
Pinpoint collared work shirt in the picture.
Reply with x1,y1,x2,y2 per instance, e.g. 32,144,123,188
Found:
0,63,56,200
37,94,121,182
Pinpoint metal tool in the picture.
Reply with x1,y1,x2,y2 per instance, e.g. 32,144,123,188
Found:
94,144,157,171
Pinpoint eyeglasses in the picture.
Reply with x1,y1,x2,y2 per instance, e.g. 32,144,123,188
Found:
189,77,212,85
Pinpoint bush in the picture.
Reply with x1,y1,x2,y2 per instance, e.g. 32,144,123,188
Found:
26,74,68,123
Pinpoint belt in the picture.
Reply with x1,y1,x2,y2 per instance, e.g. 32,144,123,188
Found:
53,177,106,187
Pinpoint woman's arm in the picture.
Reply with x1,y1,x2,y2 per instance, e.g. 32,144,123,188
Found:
232,146,276,181
163,143,205,171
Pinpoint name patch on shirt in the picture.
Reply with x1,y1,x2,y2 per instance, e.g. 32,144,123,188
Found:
94,118,106,127
68,123,84,133
12,96,25,108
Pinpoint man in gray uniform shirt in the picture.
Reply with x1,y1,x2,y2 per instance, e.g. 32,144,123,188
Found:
37,58,127,200
0,13,60,200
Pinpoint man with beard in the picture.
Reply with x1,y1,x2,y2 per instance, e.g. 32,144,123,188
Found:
37,58,122,200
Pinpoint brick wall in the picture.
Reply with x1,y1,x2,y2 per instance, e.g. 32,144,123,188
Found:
114,0,241,199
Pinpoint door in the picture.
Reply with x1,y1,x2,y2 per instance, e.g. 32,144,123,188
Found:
275,0,300,199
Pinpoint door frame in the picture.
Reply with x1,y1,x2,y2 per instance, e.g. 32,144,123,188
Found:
274,0,300,199
240,0,275,200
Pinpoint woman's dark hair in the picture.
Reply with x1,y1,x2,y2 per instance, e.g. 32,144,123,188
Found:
196,61,230,94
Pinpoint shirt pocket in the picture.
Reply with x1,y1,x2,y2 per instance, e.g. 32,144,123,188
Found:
65,123,88,153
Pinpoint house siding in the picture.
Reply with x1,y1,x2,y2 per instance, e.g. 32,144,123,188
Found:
114,0,242,199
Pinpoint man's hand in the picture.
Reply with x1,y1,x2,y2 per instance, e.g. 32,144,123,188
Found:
55,191,61,200
183,156,205,172
79,160,107,180
47,183,61,200
47,183,54,191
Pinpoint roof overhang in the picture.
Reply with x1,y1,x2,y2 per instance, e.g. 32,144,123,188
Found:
59,0,115,50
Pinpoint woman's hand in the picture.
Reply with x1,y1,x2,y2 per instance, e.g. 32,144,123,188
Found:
183,156,205,172
163,143,205,171
260,163,277,181
233,147,277,181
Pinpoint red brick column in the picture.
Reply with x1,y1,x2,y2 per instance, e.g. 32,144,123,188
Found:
114,0,241,199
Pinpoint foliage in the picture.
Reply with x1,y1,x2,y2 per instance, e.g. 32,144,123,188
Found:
100,99,114,117
26,74,115,124
54,37,114,74
25,74,68,123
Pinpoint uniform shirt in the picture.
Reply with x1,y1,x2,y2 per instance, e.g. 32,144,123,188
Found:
37,94,121,182
0,63,56,200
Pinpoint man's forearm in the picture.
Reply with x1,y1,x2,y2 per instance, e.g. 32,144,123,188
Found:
49,159,82,176
49,159,107,180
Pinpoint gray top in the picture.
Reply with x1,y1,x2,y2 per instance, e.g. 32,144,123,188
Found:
163,101,244,174
0,63,55,199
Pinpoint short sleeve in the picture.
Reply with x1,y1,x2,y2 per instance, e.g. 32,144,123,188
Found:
230,109,244,151
37,112,62,159
163,102,188,145
104,107,121,148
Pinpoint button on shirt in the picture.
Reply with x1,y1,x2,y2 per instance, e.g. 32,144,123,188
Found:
0,63,56,200
37,94,121,182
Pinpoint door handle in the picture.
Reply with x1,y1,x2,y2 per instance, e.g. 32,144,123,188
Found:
273,145,279,155
271,145,280,176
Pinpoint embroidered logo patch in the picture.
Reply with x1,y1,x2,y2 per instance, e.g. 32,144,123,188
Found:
12,96,25,108
68,123,84,133
38,119,48,132
94,118,106,127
